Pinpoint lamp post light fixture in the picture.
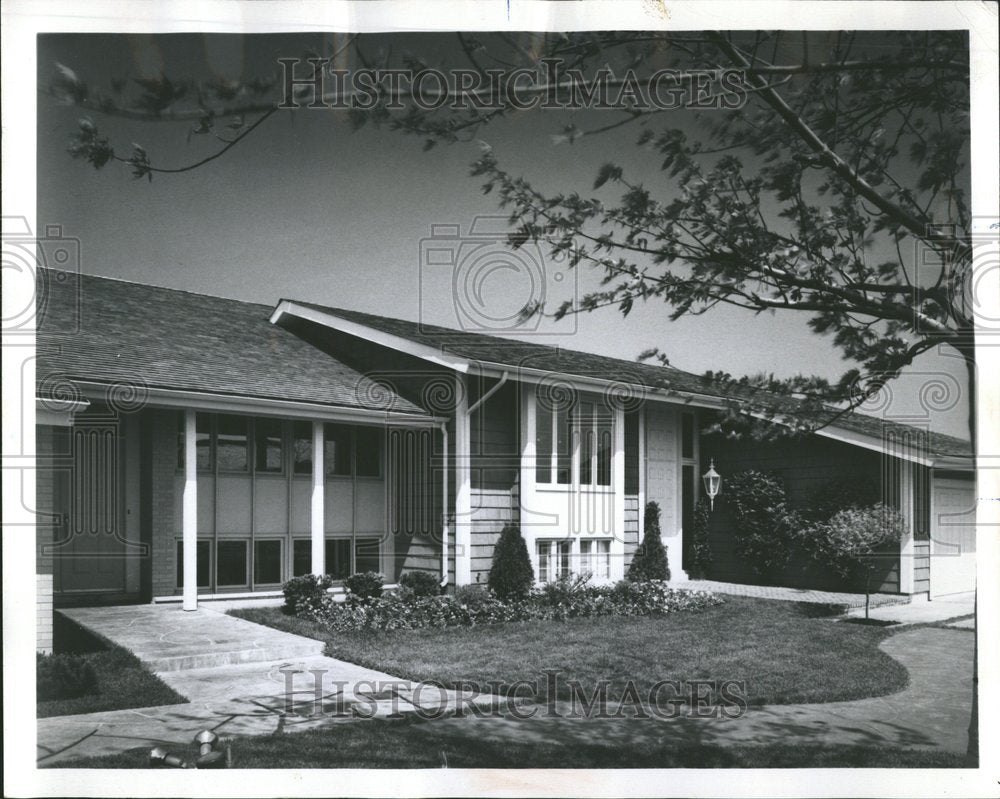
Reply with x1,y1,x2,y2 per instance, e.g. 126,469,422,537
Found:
702,459,722,511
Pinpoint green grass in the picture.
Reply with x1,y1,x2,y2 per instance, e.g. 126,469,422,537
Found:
37,614,186,718
232,596,908,706
45,717,970,768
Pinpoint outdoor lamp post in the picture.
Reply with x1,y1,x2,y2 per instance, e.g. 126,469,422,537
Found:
702,459,722,510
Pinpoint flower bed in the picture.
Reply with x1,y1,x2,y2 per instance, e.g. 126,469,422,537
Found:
290,577,722,633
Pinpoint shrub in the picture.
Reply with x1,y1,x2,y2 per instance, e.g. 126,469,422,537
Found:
487,524,535,601
344,570,384,599
282,573,333,615
298,579,723,633
37,652,97,701
399,570,440,598
627,501,670,582
538,573,591,607
689,498,713,577
805,475,882,522
725,470,800,578
811,503,905,618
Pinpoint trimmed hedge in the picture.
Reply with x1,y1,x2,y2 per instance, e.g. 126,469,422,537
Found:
399,570,441,598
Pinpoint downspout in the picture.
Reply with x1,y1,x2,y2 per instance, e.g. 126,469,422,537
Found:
440,421,450,588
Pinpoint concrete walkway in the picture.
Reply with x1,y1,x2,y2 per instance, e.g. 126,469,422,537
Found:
670,578,909,609
38,602,975,765
843,591,975,627
37,605,495,765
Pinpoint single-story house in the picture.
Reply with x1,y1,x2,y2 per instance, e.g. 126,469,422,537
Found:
34,269,975,651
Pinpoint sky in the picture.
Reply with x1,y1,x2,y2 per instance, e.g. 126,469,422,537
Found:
35,32,971,439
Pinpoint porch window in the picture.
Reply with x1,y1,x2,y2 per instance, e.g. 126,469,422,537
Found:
355,427,382,478
176,413,213,472
291,537,381,579
253,539,283,585
216,540,249,586
292,421,313,474
176,540,211,588
580,538,611,580
537,539,571,582
324,424,352,477
254,418,284,474
216,415,249,473
355,536,382,573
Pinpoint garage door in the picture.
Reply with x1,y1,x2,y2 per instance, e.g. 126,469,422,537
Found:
930,476,977,597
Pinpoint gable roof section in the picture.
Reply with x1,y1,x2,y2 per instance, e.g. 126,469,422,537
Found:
35,270,428,418
274,299,972,466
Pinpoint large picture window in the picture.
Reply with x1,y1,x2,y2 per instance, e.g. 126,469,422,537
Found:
535,391,612,487
216,540,248,586
291,537,381,580
292,421,314,474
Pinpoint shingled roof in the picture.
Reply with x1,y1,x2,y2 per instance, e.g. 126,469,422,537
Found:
282,300,973,462
35,270,427,416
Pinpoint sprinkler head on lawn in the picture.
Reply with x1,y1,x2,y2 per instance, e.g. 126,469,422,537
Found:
149,746,190,768
195,750,226,769
194,730,219,756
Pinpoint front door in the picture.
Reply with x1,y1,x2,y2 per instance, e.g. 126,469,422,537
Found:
53,421,127,597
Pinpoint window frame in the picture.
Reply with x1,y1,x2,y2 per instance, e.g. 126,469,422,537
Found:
536,538,572,583
535,390,614,491
579,538,612,580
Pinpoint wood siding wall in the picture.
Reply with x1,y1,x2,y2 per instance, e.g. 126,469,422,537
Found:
699,432,901,593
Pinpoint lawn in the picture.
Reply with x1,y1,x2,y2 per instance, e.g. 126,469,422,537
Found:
37,613,186,718
46,716,968,769
232,595,908,706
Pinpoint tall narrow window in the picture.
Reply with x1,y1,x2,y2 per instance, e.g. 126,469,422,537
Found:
254,418,284,473
535,402,553,483
324,424,352,477
596,409,612,487
355,536,381,573
325,539,352,579
578,402,594,485
555,407,571,484
216,415,249,472
292,421,313,475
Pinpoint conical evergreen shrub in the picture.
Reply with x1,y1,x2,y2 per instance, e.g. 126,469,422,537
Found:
487,524,535,600
627,501,670,582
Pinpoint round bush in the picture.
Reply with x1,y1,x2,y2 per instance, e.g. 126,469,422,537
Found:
282,573,334,615
344,570,384,599
399,570,441,598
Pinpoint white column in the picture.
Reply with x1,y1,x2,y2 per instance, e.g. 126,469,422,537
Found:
898,456,915,594
612,405,626,580
440,423,450,587
182,409,198,611
520,383,539,580
311,421,325,577
454,373,472,586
